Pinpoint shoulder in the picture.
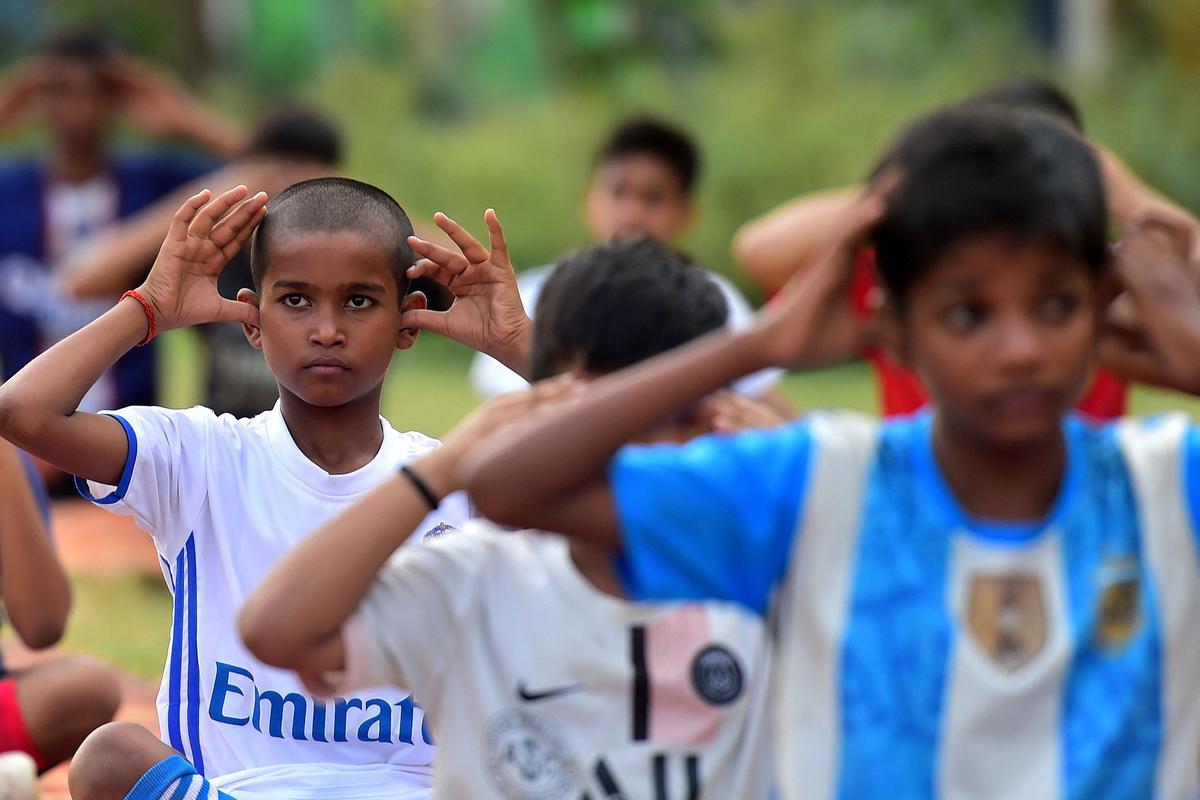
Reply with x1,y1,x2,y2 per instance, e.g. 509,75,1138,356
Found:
387,427,442,458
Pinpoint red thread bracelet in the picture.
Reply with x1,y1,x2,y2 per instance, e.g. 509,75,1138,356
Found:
121,290,158,346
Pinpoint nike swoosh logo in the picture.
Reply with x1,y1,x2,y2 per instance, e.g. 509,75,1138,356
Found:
517,681,584,702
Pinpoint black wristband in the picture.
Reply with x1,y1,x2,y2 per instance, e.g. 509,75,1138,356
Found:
400,464,440,511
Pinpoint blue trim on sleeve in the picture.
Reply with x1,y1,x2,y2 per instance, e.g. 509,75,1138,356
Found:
73,414,137,505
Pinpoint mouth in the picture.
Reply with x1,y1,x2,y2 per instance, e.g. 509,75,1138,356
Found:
303,357,350,376
982,385,1058,417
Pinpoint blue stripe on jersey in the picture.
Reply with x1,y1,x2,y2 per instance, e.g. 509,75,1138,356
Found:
837,418,955,798
1059,423,1161,799
167,542,187,757
185,535,205,775
74,413,138,504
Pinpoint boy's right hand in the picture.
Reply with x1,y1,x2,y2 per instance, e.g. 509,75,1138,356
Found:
752,179,892,369
136,185,268,333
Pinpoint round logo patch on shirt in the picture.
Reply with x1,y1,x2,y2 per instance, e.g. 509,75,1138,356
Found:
691,645,743,705
486,709,578,800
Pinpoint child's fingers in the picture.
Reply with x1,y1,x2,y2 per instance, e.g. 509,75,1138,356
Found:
219,207,267,260
189,185,250,238
167,189,213,241
398,307,449,336
210,193,268,254
406,259,461,288
484,208,511,268
213,296,260,327
434,212,490,263
407,237,470,275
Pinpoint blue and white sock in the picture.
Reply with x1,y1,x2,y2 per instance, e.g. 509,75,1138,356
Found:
124,755,236,800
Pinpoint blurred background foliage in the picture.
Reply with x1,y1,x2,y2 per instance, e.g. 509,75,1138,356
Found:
0,0,1196,418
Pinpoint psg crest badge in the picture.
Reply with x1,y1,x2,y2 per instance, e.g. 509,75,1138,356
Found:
967,572,1046,672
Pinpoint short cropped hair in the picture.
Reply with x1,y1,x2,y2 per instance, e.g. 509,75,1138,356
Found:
40,28,122,63
871,106,1107,310
593,117,701,194
249,177,415,293
531,238,727,381
966,77,1083,133
247,108,342,165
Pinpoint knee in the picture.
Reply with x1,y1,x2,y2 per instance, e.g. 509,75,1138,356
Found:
54,655,122,729
68,722,158,800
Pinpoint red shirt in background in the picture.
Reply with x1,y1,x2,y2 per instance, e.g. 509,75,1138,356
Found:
848,249,1128,420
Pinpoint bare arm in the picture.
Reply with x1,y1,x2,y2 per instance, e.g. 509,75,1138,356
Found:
63,158,333,299
0,187,267,484
464,185,889,544
239,380,574,681
0,441,70,649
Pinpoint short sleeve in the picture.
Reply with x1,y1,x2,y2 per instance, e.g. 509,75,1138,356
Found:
75,405,214,557
708,273,784,397
341,525,492,701
609,422,814,615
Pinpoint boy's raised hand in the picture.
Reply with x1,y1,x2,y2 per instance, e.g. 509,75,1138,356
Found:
753,179,892,368
137,185,267,332
403,209,533,376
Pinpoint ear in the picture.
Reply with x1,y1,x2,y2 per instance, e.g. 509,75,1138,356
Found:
237,288,263,350
396,290,427,351
877,296,913,368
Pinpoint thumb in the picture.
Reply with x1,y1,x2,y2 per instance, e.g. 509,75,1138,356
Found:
398,307,448,335
215,297,259,327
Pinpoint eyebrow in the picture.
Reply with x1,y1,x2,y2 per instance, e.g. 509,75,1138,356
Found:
271,280,389,293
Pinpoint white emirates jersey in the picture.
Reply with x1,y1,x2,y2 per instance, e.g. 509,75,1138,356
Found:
79,402,469,799
336,521,773,799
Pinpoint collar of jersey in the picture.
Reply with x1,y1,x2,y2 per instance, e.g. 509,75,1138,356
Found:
264,400,397,497
910,409,1084,545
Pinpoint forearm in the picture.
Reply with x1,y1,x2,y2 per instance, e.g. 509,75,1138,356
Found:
170,102,246,158
0,442,70,648
465,326,771,527
240,450,456,670
0,298,145,482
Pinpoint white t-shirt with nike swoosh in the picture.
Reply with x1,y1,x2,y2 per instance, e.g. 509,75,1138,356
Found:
336,520,773,799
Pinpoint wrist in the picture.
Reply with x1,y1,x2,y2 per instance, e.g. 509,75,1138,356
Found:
411,448,460,499
492,316,535,379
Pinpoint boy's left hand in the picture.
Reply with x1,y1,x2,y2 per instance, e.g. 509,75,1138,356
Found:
402,210,533,376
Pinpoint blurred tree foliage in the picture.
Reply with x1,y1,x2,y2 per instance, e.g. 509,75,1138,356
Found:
2,0,1195,308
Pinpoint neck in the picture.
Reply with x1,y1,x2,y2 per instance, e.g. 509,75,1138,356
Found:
52,141,105,183
931,413,1066,522
568,540,626,598
278,385,386,475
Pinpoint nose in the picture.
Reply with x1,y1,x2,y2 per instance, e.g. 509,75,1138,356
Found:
309,308,345,348
993,313,1043,373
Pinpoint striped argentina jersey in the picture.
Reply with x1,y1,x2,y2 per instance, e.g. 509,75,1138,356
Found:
610,410,1200,800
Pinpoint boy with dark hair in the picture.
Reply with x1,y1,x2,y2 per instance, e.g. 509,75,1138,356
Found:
240,236,780,798
470,115,784,403
734,77,1200,418
0,436,120,794
464,107,1200,798
0,27,245,411
0,179,531,799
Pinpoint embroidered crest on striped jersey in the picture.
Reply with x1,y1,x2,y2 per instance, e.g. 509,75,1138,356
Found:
967,572,1047,672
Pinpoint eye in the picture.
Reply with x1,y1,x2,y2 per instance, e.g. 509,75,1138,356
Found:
942,302,986,332
346,295,375,310
1038,293,1080,324
281,294,310,308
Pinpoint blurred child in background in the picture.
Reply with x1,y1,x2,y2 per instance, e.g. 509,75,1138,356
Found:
469,115,787,407
733,78,1200,418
